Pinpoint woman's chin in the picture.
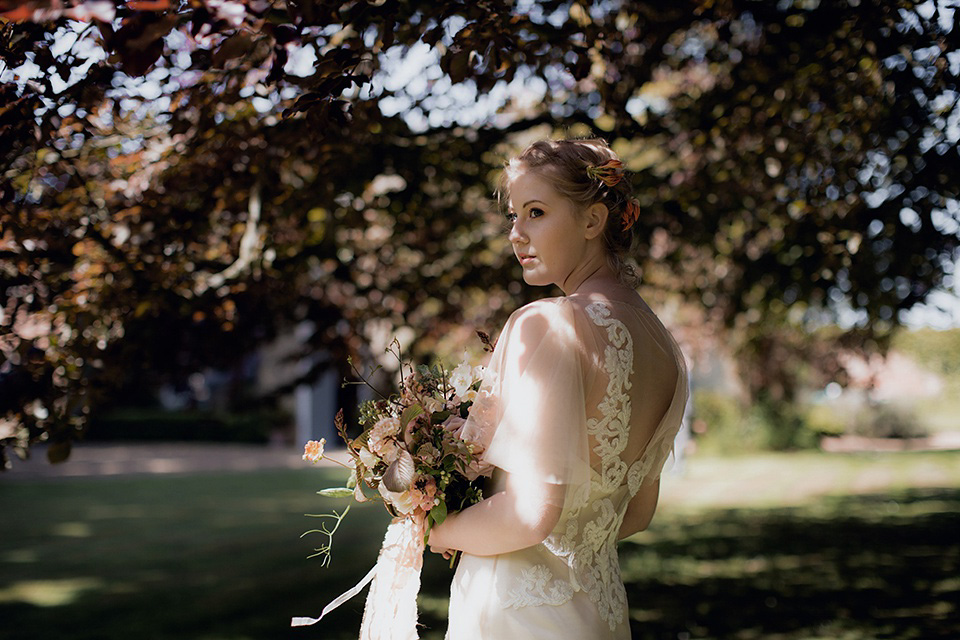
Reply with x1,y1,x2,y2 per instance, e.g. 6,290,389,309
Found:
521,271,551,287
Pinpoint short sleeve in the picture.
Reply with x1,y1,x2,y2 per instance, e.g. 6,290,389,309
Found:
460,298,590,490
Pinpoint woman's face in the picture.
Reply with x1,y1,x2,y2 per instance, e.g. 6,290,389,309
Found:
505,166,590,290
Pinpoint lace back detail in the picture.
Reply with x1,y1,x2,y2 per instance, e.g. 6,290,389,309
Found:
501,564,575,609
539,301,635,630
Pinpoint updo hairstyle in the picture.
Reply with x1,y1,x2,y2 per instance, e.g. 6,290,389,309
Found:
498,138,639,286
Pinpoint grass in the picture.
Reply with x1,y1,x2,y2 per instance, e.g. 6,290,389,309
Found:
2,450,959,640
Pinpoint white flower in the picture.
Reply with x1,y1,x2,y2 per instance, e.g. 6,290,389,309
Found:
358,447,379,469
450,360,473,398
378,438,401,464
378,483,416,515
464,389,478,403
422,396,445,414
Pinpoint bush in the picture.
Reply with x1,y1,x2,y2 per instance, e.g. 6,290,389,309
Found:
850,404,927,440
85,407,289,443
804,404,848,437
751,397,820,451
692,391,821,453
692,391,761,453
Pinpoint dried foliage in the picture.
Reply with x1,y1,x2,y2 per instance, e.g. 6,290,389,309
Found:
1,0,958,465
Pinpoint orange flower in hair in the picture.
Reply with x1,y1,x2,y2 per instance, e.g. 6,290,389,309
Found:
585,159,624,187
622,198,641,232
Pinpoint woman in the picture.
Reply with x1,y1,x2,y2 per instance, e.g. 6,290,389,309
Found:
427,138,689,639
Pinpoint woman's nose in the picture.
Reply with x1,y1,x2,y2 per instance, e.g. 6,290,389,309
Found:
508,219,526,244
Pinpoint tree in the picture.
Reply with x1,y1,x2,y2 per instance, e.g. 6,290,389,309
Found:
1,0,958,465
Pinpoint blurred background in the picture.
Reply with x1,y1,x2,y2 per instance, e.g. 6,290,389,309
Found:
1,0,959,638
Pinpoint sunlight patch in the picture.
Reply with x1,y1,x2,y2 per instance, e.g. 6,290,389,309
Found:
52,522,92,537
416,593,449,618
0,578,103,606
2,549,38,563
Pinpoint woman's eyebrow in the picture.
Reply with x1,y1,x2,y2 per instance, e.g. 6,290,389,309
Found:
522,199,547,208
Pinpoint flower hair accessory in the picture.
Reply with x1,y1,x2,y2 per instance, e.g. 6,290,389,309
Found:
622,198,641,232
585,158,624,187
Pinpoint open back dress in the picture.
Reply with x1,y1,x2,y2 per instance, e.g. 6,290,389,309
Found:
446,290,689,639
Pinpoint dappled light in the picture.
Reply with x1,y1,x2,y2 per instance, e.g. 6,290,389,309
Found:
1,1,959,637
614,489,960,640
1,456,958,638
0,578,105,607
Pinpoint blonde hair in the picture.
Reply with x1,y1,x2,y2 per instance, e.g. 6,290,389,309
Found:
498,138,639,286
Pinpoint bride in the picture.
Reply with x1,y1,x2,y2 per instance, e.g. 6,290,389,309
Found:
427,138,689,639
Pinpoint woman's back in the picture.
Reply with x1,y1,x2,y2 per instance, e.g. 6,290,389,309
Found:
447,293,688,639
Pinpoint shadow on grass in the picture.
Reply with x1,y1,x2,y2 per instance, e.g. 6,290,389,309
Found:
2,470,958,640
417,488,960,640
615,488,960,640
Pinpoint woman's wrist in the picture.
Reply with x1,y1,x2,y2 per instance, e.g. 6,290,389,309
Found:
431,511,459,547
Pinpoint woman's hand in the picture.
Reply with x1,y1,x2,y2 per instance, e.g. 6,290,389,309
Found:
428,515,457,560
428,542,454,561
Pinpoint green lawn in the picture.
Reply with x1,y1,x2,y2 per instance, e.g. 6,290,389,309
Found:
2,450,959,640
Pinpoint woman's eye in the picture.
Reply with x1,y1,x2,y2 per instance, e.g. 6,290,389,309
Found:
505,212,517,223
529,207,544,218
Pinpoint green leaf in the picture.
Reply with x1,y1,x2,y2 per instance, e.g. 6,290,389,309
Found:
400,404,424,430
317,487,354,498
430,499,447,525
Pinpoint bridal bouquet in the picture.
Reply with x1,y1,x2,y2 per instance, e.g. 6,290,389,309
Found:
293,338,493,637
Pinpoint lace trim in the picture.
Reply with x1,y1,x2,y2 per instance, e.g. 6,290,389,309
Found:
540,301,634,630
501,564,574,609
585,303,633,493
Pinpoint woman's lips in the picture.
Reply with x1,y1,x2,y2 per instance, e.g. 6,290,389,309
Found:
517,254,536,265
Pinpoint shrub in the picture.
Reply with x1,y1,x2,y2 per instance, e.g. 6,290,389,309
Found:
692,391,762,453
850,404,927,440
85,407,290,443
804,404,848,437
692,391,822,453
751,397,820,451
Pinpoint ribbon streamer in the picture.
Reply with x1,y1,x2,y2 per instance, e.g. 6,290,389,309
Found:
290,564,378,627
292,516,427,639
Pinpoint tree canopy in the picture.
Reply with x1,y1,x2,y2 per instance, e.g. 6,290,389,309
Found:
1,0,958,465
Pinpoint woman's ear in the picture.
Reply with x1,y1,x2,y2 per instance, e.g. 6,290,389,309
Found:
584,202,609,240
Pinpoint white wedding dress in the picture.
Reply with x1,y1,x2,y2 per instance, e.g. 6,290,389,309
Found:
446,292,688,639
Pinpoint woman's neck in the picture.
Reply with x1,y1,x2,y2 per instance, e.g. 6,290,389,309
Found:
560,255,621,296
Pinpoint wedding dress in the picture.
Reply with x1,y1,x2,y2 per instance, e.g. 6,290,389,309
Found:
446,292,688,639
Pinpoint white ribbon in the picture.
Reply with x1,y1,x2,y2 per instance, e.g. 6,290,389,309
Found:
292,516,427,639
290,564,378,627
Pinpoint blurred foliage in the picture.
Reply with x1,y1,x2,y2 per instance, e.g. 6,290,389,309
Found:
1,0,959,464
753,392,821,450
691,389,764,453
83,407,288,443
850,402,927,439
693,389,823,452
892,327,960,375
804,402,849,436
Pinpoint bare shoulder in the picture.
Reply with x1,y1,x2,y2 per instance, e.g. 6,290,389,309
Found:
508,296,577,331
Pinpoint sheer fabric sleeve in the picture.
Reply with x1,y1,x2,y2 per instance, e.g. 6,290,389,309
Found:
459,298,591,496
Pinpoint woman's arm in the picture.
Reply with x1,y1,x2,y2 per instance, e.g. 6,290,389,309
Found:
618,477,660,540
428,470,564,557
